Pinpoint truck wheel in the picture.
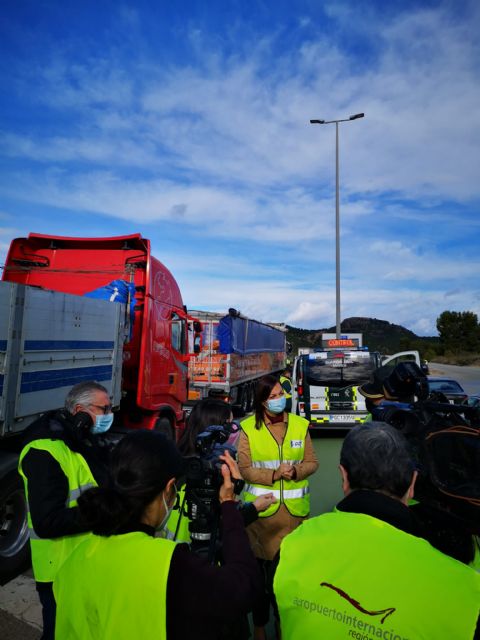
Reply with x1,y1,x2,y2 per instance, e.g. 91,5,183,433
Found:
154,417,174,441
0,472,31,582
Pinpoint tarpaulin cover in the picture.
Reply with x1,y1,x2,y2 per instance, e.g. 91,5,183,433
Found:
84,280,136,339
218,315,285,354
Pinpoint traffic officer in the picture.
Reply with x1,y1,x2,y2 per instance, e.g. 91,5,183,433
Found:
274,422,480,639
279,367,293,412
18,381,113,640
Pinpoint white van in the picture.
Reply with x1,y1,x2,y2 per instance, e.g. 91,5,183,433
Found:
292,349,420,429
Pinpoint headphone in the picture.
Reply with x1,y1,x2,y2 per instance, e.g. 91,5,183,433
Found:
71,411,94,436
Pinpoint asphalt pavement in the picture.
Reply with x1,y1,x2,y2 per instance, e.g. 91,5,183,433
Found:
0,609,41,640
0,571,41,639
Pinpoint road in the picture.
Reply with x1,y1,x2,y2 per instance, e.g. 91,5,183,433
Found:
428,362,480,395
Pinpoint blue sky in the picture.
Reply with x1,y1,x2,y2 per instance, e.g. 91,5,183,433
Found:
1,1,479,336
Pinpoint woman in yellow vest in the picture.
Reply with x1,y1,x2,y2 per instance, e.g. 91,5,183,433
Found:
238,374,319,640
53,430,262,640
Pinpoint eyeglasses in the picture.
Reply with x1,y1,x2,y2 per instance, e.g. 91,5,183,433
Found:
88,403,113,415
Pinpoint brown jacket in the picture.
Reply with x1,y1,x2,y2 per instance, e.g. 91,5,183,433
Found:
238,412,318,560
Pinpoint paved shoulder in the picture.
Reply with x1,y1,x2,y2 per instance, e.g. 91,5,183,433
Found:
0,574,41,639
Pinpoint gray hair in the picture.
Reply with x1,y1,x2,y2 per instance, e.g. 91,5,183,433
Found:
340,422,414,498
65,381,109,413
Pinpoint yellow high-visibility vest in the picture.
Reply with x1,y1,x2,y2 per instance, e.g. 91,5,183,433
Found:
54,532,176,639
241,413,310,517
164,484,190,542
18,439,97,582
274,510,480,639
279,376,292,400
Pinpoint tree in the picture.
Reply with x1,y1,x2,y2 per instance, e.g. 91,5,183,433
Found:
436,311,480,353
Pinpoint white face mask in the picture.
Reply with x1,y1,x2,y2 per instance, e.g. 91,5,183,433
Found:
157,485,177,532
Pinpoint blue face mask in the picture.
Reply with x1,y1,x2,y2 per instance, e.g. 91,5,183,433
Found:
266,396,286,414
91,413,114,435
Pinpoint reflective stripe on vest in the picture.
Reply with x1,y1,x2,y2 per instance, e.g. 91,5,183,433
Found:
241,413,310,517
54,532,176,639
18,439,97,582
274,510,480,639
244,484,309,500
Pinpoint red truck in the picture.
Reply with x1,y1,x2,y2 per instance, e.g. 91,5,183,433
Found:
0,232,288,580
0,232,202,579
2,232,200,437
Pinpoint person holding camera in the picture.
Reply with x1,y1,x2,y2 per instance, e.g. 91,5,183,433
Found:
18,381,114,640
274,422,480,639
53,430,262,640
165,398,276,543
238,374,318,640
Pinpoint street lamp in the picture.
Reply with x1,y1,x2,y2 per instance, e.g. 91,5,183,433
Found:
310,113,364,338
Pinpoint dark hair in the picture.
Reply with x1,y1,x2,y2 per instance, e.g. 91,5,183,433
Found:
340,422,414,498
177,398,232,456
253,375,281,430
78,430,184,536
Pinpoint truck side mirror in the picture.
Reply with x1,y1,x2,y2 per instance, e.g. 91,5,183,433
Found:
194,335,202,354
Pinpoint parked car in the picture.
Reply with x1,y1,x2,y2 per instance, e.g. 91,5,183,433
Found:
420,359,429,375
464,394,480,408
427,377,468,404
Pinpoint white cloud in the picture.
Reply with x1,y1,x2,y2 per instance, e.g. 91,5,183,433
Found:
1,1,479,337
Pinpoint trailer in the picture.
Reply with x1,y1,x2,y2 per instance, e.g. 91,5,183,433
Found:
0,280,125,579
187,309,287,413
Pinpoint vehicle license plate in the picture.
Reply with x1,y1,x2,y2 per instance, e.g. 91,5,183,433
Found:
329,415,352,422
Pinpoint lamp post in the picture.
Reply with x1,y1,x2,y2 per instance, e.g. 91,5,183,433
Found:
310,113,364,338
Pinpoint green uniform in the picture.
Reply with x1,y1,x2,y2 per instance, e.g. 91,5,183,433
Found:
54,532,176,639
18,439,97,582
274,510,480,639
241,413,310,517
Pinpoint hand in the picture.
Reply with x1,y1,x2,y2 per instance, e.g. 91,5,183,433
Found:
218,453,237,504
273,462,295,481
219,450,242,480
281,464,296,480
253,493,277,513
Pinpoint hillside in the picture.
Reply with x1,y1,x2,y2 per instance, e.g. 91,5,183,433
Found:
286,317,439,356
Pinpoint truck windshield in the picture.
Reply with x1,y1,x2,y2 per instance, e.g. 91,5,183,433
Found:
305,351,377,387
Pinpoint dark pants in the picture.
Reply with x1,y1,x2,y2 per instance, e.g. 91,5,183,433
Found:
252,559,279,627
36,581,56,640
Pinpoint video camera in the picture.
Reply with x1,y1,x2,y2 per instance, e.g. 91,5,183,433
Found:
183,422,244,560
371,362,480,531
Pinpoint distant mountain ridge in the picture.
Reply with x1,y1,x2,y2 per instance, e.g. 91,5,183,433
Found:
286,316,437,356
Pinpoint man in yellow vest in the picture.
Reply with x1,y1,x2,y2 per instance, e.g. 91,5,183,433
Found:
279,367,293,412
18,381,114,640
274,422,480,639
